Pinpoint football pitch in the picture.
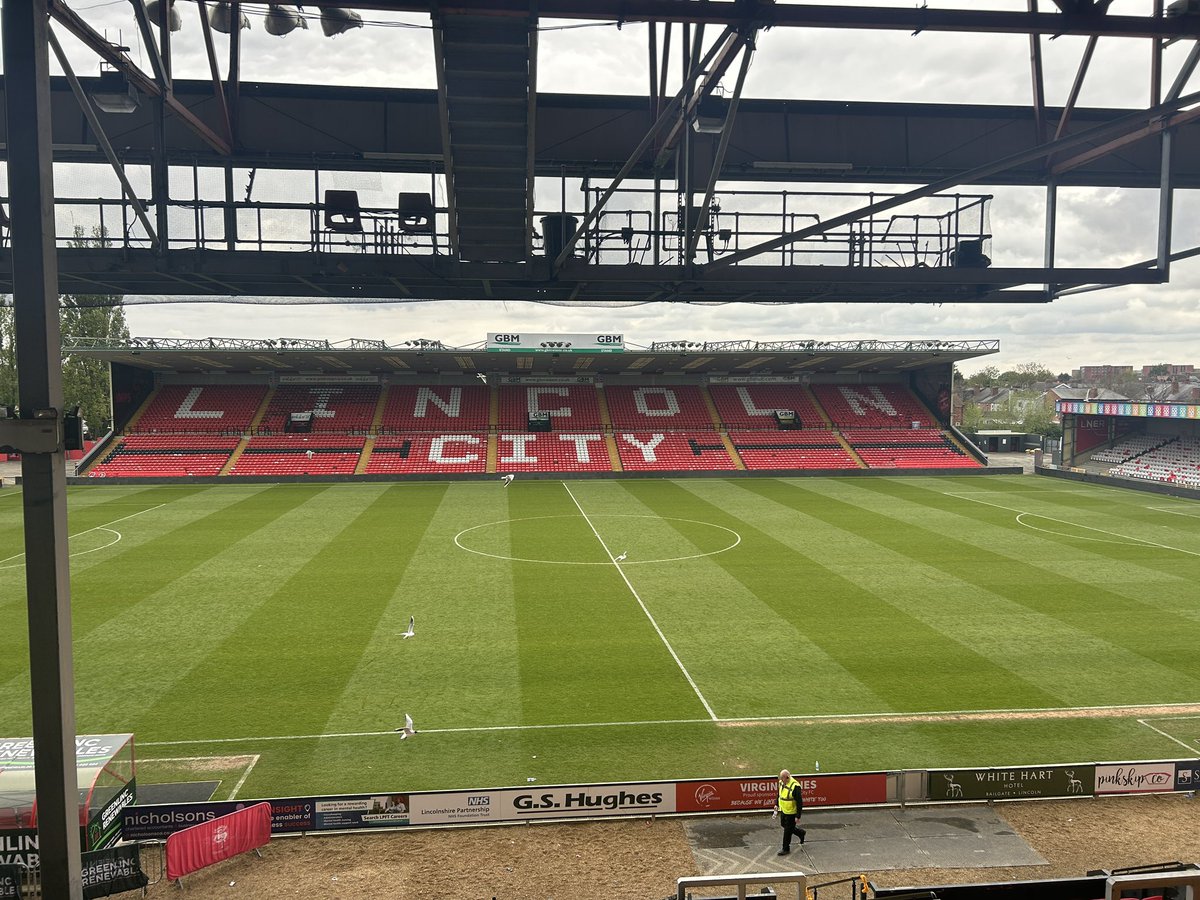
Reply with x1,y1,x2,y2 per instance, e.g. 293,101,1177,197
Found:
2,474,1200,800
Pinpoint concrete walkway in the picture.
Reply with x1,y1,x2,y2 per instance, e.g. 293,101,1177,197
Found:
684,806,1046,876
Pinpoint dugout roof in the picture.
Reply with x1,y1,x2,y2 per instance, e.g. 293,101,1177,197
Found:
71,338,998,377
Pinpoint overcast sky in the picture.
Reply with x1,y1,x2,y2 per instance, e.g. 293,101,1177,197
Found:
25,0,1200,373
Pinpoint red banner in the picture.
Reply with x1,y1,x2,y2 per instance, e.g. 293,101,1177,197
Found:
674,774,888,814
165,802,271,881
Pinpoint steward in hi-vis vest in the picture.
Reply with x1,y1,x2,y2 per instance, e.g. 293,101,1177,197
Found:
774,769,806,855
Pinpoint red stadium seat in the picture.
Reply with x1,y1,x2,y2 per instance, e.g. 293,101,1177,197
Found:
380,385,489,433
813,384,937,430
132,385,267,434
365,434,487,474
710,385,825,430
258,384,380,434
87,434,241,478
497,385,603,430
496,432,613,472
605,386,716,431
729,431,858,470
615,432,736,471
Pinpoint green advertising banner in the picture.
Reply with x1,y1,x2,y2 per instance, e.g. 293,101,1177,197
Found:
929,765,1094,801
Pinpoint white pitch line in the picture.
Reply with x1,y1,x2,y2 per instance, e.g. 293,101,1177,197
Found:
940,491,1200,558
1148,506,1200,519
137,701,1200,747
0,503,166,566
1137,719,1199,753
229,754,261,800
562,482,718,721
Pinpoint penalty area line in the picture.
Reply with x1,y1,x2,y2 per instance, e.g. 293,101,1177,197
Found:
1137,719,1198,753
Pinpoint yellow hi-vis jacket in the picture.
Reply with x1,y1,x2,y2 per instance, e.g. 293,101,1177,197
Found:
778,777,801,815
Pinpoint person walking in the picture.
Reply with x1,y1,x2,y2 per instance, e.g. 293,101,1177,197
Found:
774,769,805,855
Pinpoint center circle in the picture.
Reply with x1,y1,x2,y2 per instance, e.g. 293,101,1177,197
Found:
454,514,741,566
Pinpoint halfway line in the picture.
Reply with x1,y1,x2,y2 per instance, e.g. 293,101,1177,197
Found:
562,482,718,721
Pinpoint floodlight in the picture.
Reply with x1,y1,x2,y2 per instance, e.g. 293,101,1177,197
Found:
91,68,139,114
1166,0,1199,17
265,4,308,35
209,1,250,33
146,0,182,32
320,6,363,36
691,95,726,134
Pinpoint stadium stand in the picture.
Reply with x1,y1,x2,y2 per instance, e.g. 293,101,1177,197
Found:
729,431,859,470
258,383,380,433
229,435,365,476
365,434,487,474
90,377,989,478
813,383,937,429
88,435,241,478
709,384,825,430
844,429,979,468
130,384,267,434
615,432,737,471
605,385,715,431
496,433,613,472
1089,433,1168,464
379,385,489,433
497,384,603,430
1107,436,1200,487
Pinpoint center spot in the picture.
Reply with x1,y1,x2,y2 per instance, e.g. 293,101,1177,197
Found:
454,514,741,566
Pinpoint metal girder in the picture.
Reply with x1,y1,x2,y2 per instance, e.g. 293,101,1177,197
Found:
551,26,738,269
46,0,232,155
277,1,1200,39
196,0,235,148
431,17,461,258
0,1,82,897
46,27,160,250
1050,104,1200,174
710,87,1200,269
129,0,171,91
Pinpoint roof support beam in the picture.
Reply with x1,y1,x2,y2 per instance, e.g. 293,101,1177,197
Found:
1028,0,1048,144
1050,104,1200,174
431,16,461,258
196,1,235,148
322,2,1200,39
686,39,754,262
47,0,232,155
47,27,160,250
710,87,1200,269
0,1,82,897
551,26,739,270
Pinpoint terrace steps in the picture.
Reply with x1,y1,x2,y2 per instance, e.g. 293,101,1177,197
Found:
356,437,376,475
248,387,276,433
219,437,251,476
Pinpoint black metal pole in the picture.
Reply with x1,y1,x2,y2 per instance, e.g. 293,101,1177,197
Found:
1,1,83,897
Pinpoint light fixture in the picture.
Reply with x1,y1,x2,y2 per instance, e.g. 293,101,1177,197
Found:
265,4,308,35
145,0,182,32
1166,0,1199,17
209,1,250,33
691,95,726,134
91,67,139,114
320,6,363,36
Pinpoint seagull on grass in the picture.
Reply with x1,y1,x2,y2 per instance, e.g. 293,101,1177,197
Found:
500,473,515,486
397,713,416,740
614,551,627,562
400,616,415,639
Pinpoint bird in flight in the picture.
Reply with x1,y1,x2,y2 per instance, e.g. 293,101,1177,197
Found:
500,473,515,486
614,551,627,562
400,616,415,639
397,713,416,740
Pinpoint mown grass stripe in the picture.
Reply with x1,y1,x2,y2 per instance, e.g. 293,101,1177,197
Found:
570,479,893,719
622,479,1063,715
805,478,1200,693
723,478,1196,708
137,484,447,742
506,481,709,725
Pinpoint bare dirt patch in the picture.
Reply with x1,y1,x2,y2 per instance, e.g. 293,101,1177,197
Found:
142,794,1200,899
717,703,1200,728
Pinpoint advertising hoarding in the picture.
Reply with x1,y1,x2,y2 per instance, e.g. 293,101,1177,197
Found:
1095,762,1177,795
674,774,888,814
486,333,625,352
929,766,1094,801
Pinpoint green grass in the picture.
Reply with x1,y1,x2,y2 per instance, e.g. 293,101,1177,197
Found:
1,475,1199,798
